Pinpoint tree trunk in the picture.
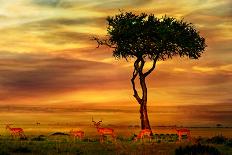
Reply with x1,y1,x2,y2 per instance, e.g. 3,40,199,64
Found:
131,58,155,133
139,76,152,132
140,102,152,130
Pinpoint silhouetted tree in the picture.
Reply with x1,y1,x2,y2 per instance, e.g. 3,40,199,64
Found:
94,12,206,131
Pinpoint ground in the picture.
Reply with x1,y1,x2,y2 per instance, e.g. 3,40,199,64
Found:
1,125,232,155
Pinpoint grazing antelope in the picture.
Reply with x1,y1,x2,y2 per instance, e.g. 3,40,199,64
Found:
176,128,191,142
70,130,84,141
5,124,26,138
36,122,40,126
134,129,152,142
92,117,116,143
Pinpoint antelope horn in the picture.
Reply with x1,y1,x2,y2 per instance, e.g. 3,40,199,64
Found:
92,116,95,123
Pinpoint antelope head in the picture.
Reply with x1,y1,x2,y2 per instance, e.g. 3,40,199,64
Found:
92,117,102,128
5,124,12,129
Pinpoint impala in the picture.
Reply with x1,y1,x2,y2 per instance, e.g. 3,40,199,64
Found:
176,128,191,142
134,129,152,142
70,129,84,141
5,124,26,138
92,118,116,143
36,122,40,126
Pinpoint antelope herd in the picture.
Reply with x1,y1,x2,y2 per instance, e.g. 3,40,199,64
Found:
3,120,191,143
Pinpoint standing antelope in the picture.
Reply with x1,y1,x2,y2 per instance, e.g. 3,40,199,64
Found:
5,124,26,138
176,128,191,142
70,130,84,141
92,118,116,143
36,122,40,126
134,129,152,142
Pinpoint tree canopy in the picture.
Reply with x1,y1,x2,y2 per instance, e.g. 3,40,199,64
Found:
96,12,206,61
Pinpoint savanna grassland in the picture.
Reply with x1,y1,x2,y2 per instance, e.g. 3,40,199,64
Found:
0,124,232,155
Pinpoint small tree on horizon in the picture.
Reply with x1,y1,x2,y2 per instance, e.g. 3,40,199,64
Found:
94,12,206,132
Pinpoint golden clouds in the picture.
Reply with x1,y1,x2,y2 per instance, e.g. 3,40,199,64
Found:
192,65,232,73
0,0,231,112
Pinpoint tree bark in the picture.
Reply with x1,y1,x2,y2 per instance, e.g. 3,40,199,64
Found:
140,102,151,130
139,76,152,131
131,57,158,133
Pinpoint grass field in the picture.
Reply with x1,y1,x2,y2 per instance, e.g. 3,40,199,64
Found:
0,135,231,155
0,124,232,155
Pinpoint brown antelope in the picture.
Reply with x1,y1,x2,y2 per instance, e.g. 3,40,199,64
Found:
134,129,152,142
5,124,26,138
92,117,116,143
70,129,84,141
36,122,40,126
176,128,191,142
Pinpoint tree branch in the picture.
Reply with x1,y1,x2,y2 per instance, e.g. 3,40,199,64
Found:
131,59,142,104
92,37,116,48
144,54,159,77
139,58,145,75
134,57,145,75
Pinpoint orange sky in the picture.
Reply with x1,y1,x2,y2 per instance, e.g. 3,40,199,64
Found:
0,0,231,126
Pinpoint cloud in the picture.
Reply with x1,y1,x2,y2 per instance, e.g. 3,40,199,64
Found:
0,52,129,101
0,0,231,114
198,1,232,17
192,65,232,73
30,0,153,9
24,17,106,29
41,31,92,44
0,16,107,51
94,0,153,9
184,1,232,31
31,0,62,7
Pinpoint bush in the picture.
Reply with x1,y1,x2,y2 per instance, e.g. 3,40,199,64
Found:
12,146,31,153
225,139,232,147
175,143,221,155
31,135,47,141
211,135,227,144
128,134,137,141
195,136,205,144
0,149,10,155
116,135,128,142
76,149,84,155
152,133,178,142
50,132,69,136
19,137,28,140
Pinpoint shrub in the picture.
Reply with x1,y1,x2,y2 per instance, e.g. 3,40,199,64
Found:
171,134,179,141
19,137,28,140
128,134,137,141
31,135,47,141
76,149,84,155
116,135,127,141
12,146,31,153
175,143,221,155
211,135,227,144
225,139,232,147
0,149,10,155
50,132,69,136
195,136,207,144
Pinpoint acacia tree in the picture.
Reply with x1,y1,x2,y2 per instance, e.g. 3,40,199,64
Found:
94,12,206,131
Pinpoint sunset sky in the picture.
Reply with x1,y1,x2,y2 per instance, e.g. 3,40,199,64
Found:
0,0,231,126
